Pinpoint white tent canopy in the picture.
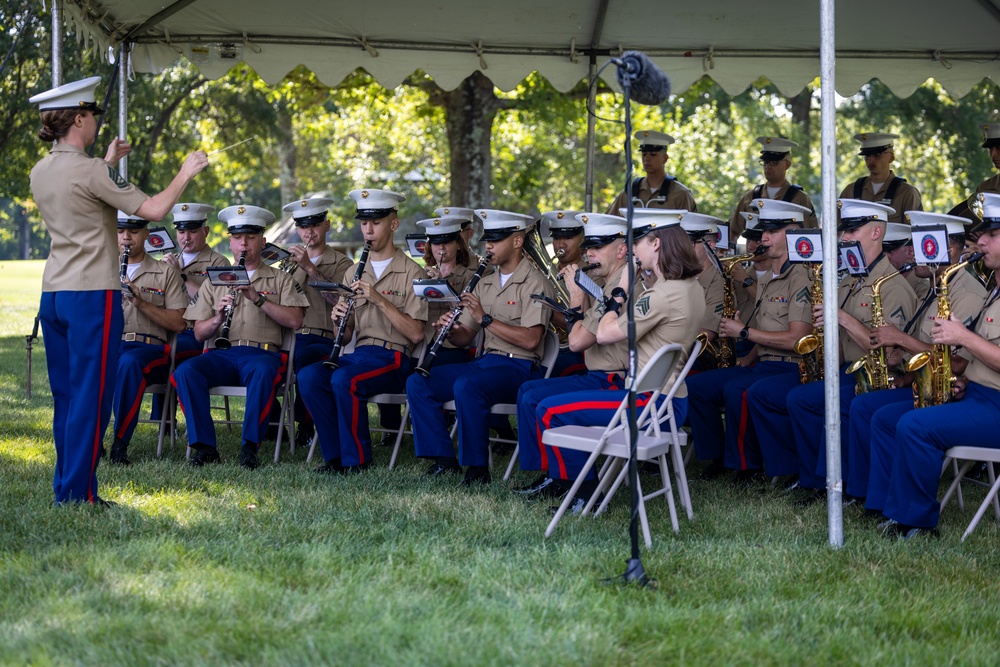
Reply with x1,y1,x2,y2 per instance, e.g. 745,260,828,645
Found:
60,0,1000,96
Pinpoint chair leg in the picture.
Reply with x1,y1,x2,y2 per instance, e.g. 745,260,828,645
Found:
954,458,965,511
658,453,680,534
545,445,605,539
597,463,629,516
962,472,1000,542
503,444,519,481
635,475,653,548
306,433,318,463
156,388,170,459
670,430,694,520
389,403,411,470
589,458,622,516
940,460,975,512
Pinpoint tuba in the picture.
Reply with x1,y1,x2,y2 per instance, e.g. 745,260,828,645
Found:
907,253,983,408
847,262,916,394
794,263,824,383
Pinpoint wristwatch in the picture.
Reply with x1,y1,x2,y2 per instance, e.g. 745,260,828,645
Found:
480,314,493,328
610,287,628,304
738,327,750,341
742,277,754,288
253,294,267,308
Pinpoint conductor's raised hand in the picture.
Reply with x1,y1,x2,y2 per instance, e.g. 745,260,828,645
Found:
180,151,209,180
104,138,132,164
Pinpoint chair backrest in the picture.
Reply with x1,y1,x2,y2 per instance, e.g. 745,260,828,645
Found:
642,338,703,436
539,329,561,379
633,343,684,395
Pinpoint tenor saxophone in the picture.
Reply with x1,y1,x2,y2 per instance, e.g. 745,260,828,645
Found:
794,263,824,383
907,253,983,407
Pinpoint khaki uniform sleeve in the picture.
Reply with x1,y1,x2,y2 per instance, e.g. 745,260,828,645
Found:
276,270,311,308
186,280,218,321
84,160,148,214
880,277,917,329
787,266,813,324
163,264,190,310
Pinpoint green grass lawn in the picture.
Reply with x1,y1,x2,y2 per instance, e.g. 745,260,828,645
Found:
3,260,1000,666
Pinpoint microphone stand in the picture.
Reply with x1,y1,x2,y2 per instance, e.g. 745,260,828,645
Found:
603,70,649,588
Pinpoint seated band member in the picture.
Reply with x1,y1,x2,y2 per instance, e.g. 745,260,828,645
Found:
418,214,479,366
434,206,479,257
883,222,929,301
748,199,916,504
280,196,354,445
606,130,697,214
172,205,308,469
513,213,631,498
108,212,188,465
297,189,427,474
839,132,922,224
543,209,588,378
162,202,230,360
728,136,818,238
729,212,772,326
407,209,553,485
869,194,1000,539
975,123,1000,196
848,211,985,513
677,212,725,370
533,214,706,511
685,200,813,482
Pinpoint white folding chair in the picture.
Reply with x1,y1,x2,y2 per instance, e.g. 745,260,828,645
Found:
304,332,359,463
542,340,699,548
131,332,178,458
370,338,426,469
939,446,1000,541
441,328,560,480
201,329,297,462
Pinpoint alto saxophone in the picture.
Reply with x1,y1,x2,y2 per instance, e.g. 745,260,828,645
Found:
794,262,824,383
846,262,915,394
907,253,983,408
716,245,767,368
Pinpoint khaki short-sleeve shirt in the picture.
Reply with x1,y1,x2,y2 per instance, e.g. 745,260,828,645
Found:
965,288,1000,390
187,263,309,347
351,248,428,353
458,257,553,361
180,246,231,288
424,263,478,349
754,262,813,359
31,144,149,292
728,184,818,237
975,174,1000,196
838,254,917,363
605,177,697,215
294,246,355,332
904,270,930,302
580,265,629,373
837,171,923,224
123,254,188,342
697,267,725,332
619,277,706,398
915,268,987,358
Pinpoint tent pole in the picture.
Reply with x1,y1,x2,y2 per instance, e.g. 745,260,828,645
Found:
820,0,843,549
118,44,130,179
585,54,597,212
51,0,63,86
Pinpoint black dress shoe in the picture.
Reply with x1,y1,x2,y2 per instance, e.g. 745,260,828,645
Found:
881,520,940,541
842,494,864,507
109,441,131,466
314,459,343,474
462,466,492,486
425,461,461,476
95,498,118,508
240,441,260,470
513,475,563,499
189,444,221,467
732,469,766,488
340,462,372,475
549,493,602,515
793,488,825,507
295,426,315,450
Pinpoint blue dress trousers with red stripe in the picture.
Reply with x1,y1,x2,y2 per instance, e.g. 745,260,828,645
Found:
39,290,123,503
171,346,286,449
112,341,170,445
297,345,409,466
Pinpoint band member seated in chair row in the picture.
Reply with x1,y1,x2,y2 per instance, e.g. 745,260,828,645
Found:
29,75,207,505
531,210,706,512
107,213,188,465
514,212,630,499
408,209,553,485
678,212,725,370
299,189,427,475
543,209,589,379
172,205,308,469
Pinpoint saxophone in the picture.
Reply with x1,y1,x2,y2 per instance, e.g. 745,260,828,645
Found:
907,253,983,408
846,263,915,394
794,262,824,383
716,245,768,368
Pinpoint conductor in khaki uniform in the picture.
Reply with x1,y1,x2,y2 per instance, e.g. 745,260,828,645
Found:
29,75,207,505
297,189,428,474
686,200,813,482
729,136,817,238
108,213,188,465
839,132,923,224
606,130,697,214
407,210,553,485
279,196,354,444
172,205,308,469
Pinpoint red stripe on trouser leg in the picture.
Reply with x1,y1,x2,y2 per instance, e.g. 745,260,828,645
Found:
169,375,186,416
89,292,114,503
736,389,750,470
535,420,547,469
540,395,652,480
257,353,288,433
116,352,170,440
349,352,401,464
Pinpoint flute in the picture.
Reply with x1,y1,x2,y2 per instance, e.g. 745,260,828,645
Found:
214,250,247,350
415,253,492,377
324,241,372,369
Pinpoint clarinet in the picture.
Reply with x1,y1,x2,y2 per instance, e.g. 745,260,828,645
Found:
324,242,372,369
119,247,132,297
415,253,492,377
214,250,247,350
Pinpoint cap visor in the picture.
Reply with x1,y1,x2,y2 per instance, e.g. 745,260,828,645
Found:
478,230,515,243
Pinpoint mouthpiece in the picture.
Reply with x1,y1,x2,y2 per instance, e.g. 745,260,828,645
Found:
962,251,985,263
581,263,601,273
753,245,769,256
555,248,567,257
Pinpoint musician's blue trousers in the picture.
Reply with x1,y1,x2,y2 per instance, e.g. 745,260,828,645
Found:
112,341,170,445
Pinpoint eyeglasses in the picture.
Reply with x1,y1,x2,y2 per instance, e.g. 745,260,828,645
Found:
757,159,782,167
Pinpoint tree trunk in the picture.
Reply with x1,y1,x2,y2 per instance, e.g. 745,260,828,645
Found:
788,89,812,164
276,105,297,206
441,72,500,208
